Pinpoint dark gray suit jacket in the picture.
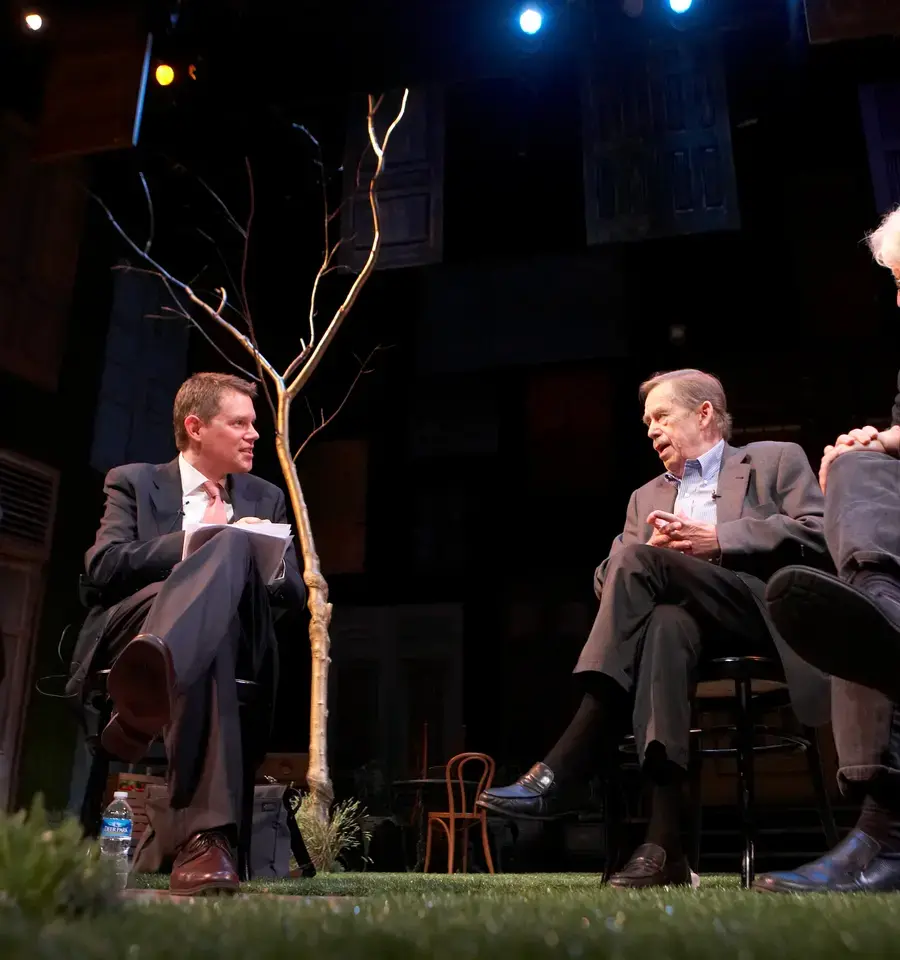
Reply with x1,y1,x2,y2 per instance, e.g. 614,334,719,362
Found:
595,441,832,726
68,458,305,699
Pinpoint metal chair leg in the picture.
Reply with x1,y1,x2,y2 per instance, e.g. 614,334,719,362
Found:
804,725,839,849
688,739,704,874
734,678,757,889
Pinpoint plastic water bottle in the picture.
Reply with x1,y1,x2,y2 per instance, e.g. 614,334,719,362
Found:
99,790,133,890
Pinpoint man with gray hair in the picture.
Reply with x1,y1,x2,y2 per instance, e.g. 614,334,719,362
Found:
755,205,900,894
478,369,829,888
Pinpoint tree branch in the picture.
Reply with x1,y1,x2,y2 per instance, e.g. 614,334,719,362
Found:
292,345,382,461
114,264,263,382
94,189,283,388
239,157,278,424
285,88,409,402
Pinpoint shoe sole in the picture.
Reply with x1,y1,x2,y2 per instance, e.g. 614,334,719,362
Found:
475,797,580,822
168,882,241,897
766,566,900,703
100,715,154,763
107,636,173,737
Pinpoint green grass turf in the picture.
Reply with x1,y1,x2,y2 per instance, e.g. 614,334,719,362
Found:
6,872,897,959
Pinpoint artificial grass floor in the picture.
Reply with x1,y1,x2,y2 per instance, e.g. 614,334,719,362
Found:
7,872,899,959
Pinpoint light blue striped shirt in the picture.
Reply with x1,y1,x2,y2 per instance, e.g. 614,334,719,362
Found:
664,439,725,525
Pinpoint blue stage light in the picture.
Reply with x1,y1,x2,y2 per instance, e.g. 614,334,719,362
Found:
519,6,543,34
669,0,692,12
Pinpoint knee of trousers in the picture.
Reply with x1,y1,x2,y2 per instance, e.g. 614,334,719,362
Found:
208,526,255,564
827,449,894,493
609,542,658,574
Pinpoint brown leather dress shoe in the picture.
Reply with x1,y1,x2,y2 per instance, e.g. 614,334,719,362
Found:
169,831,240,896
102,634,174,762
607,843,691,889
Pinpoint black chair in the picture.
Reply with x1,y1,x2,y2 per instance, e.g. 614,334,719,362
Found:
79,668,265,881
613,655,839,889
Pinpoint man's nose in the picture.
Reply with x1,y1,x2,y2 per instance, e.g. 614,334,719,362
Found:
647,423,661,438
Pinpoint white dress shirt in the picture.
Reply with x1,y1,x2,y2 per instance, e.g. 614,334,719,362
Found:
178,454,234,527
178,454,287,583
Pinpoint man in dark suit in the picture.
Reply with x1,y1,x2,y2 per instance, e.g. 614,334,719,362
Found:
477,368,830,888
69,372,305,895
754,206,900,894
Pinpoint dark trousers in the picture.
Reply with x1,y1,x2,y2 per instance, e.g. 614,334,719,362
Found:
574,543,772,769
98,527,277,866
824,452,900,795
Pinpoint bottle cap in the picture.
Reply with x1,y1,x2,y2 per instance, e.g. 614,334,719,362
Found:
113,791,129,799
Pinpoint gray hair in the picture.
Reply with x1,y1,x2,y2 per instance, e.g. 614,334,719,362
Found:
866,205,900,271
639,368,733,441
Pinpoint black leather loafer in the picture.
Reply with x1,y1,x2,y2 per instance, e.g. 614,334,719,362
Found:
475,762,587,821
754,830,900,894
607,843,691,889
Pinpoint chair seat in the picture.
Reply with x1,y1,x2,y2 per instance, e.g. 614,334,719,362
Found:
696,678,784,698
428,811,483,820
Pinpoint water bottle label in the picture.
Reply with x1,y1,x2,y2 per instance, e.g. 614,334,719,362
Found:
100,817,132,840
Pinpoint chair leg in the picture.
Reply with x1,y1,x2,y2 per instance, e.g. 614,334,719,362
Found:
804,725,839,849
734,678,757,889
80,742,111,838
424,818,434,874
462,821,469,875
480,814,495,875
688,740,704,874
237,763,256,882
602,773,624,883
447,816,456,875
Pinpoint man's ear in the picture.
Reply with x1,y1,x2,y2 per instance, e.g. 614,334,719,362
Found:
184,414,204,442
698,400,714,427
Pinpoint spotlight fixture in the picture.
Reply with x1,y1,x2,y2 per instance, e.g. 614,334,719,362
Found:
668,0,693,12
518,6,543,34
23,11,43,31
155,63,175,86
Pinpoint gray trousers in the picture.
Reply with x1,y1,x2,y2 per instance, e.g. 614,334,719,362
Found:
825,452,900,796
98,527,277,867
574,543,772,770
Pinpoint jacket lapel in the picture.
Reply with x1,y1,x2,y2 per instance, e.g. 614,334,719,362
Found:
638,475,678,538
150,459,184,536
228,474,259,522
715,444,751,524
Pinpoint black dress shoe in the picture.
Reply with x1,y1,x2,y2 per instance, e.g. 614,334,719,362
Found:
607,843,691,889
765,566,900,702
103,634,174,761
753,830,900,894
476,763,587,821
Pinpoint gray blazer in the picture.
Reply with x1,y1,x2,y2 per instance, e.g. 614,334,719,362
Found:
595,441,832,726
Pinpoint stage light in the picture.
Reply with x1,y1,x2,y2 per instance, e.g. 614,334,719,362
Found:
668,0,692,12
23,12,43,31
519,6,543,34
155,63,175,86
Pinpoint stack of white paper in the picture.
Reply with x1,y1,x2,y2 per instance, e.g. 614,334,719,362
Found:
181,522,294,584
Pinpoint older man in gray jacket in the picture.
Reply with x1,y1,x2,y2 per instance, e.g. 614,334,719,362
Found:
478,368,830,889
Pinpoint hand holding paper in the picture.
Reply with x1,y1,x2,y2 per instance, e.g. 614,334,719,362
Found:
182,521,294,584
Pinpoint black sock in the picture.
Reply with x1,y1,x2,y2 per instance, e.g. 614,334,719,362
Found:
856,794,900,852
643,760,685,861
541,677,626,784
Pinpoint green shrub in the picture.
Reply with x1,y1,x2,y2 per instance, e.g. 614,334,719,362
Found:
290,794,372,872
0,795,120,922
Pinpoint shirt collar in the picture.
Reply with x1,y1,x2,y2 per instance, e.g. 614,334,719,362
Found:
178,453,224,498
664,438,726,485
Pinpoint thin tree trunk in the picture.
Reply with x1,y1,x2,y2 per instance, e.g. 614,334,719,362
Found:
275,392,334,821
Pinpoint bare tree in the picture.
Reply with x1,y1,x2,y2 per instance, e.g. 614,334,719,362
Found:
95,90,410,822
